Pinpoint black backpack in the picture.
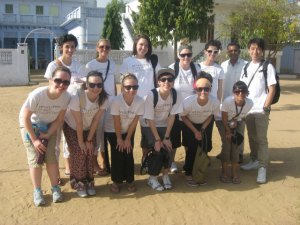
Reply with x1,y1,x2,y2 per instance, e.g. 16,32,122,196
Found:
150,54,158,88
174,60,198,80
243,60,280,105
151,88,177,108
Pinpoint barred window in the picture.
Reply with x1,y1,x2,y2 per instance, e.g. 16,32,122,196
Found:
36,6,44,15
5,4,13,14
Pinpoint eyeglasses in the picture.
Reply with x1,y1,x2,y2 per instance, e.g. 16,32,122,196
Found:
123,85,139,91
99,45,111,50
228,49,239,53
233,90,248,95
195,87,211,93
207,50,219,54
179,53,193,58
53,78,70,86
159,77,175,83
88,82,103,88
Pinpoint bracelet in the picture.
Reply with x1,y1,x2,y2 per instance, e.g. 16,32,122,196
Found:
155,139,161,142
164,136,170,140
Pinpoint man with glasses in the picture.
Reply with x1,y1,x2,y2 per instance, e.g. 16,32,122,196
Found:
219,42,248,163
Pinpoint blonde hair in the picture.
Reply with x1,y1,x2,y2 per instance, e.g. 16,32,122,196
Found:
96,39,111,58
120,73,138,86
178,38,192,54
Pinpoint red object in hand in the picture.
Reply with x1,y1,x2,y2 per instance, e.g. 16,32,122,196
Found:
36,138,48,164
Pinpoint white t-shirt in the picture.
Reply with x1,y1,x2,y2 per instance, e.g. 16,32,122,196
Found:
19,86,71,127
180,94,220,124
200,62,225,98
64,91,109,131
108,94,144,133
221,96,253,121
221,58,248,99
169,62,201,100
85,59,116,97
240,61,277,113
119,56,161,98
142,88,183,127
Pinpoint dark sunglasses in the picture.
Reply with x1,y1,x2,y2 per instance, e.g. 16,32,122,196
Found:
195,87,211,93
179,53,193,58
88,82,103,88
228,49,240,53
207,50,219,54
123,85,139,91
233,90,248,95
99,45,111,50
159,77,175,83
53,78,70,86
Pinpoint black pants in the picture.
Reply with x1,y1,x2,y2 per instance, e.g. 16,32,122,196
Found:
106,132,134,184
182,122,208,176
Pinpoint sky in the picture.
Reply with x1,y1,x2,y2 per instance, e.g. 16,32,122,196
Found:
97,0,132,8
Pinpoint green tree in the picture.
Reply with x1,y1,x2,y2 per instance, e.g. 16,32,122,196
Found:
102,0,125,50
132,0,214,60
222,0,300,58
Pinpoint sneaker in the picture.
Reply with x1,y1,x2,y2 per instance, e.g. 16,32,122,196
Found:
75,182,88,198
257,167,267,184
241,159,259,170
33,188,45,207
147,176,164,191
170,162,178,173
86,182,96,196
51,185,63,203
162,174,172,190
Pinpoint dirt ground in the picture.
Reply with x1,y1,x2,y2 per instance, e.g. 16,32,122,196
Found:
0,78,299,225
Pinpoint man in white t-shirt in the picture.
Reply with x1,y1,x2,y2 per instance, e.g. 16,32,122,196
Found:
219,42,248,163
240,38,277,184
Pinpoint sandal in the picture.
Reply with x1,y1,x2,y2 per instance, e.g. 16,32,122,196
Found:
220,175,231,183
232,177,241,184
110,183,120,194
127,182,137,192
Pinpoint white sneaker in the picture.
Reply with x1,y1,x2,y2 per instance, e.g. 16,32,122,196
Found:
257,167,267,184
162,174,172,190
148,176,164,191
33,189,45,207
51,186,63,203
75,182,88,198
86,182,96,196
170,162,178,173
241,159,259,171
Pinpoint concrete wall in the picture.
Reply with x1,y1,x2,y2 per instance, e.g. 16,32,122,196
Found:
0,43,29,86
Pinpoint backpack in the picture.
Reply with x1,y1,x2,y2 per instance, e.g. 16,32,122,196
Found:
150,54,158,88
151,88,177,108
243,60,280,104
174,60,198,80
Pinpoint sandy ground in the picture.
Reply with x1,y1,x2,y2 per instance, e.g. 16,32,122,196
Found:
0,78,299,225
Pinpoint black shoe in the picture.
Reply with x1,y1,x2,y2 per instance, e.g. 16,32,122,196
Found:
238,154,244,164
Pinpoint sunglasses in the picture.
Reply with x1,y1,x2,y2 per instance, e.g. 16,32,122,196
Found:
88,82,103,88
179,53,193,58
159,77,175,83
195,87,211,93
53,78,70,86
123,85,139,91
207,50,219,54
99,45,111,50
233,90,248,95
228,49,239,53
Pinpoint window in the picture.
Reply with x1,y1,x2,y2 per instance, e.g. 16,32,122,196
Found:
20,4,30,14
5,4,13,14
49,6,59,16
36,6,44,15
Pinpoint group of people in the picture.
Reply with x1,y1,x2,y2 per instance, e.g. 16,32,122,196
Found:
19,34,277,207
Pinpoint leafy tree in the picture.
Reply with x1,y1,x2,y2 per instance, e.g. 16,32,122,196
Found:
102,0,125,50
222,0,300,58
132,0,214,60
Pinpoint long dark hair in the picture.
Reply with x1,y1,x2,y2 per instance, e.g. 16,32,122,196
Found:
86,71,108,106
132,34,152,61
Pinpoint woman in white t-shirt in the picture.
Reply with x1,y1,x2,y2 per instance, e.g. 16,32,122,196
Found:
181,72,220,186
63,71,108,197
220,81,253,184
86,39,117,176
106,73,144,193
44,34,86,179
19,67,71,206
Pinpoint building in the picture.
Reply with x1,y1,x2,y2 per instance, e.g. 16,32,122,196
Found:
0,0,105,69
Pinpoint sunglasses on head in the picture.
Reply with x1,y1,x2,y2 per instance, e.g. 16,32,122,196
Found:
99,45,111,50
159,77,175,83
123,85,139,91
233,89,248,95
195,87,211,93
53,78,70,86
88,82,103,88
179,53,193,58
207,50,219,54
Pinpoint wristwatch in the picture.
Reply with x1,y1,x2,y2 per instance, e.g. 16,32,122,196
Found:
164,136,170,140
263,106,271,113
